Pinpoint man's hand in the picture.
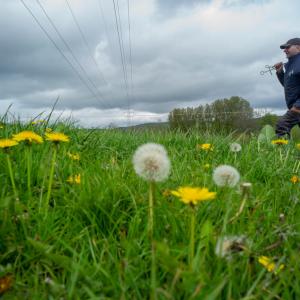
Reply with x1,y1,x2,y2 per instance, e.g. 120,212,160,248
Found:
290,106,300,113
273,62,283,73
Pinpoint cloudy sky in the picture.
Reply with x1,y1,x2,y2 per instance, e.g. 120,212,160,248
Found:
0,0,299,127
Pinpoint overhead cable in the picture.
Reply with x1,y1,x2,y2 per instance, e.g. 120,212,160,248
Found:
20,0,105,106
35,0,106,104
64,0,108,86
126,0,134,101
112,0,131,123
97,0,114,57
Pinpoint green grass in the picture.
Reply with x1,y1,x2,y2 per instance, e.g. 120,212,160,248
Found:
1,120,300,299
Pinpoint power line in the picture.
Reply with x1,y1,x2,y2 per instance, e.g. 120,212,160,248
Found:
64,0,108,86
97,0,114,58
126,0,134,125
115,0,133,124
35,0,107,107
116,0,129,85
97,0,133,122
112,0,131,122
20,0,104,106
127,0,134,100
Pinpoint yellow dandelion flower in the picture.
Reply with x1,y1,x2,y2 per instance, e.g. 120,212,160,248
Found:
203,163,210,170
258,256,284,274
45,132,70,143
290,175,299,184
13,131,43,144
66,174,81,184
67,152,80,161
0,139,19,149
45,128,52,133
197,143,213,151
0,275,13,294
271,139,288,145
171,186,216,206
296,143,300,150
0,125,4,129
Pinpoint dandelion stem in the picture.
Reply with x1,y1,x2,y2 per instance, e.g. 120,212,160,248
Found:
148,181,154,239
222,188,232,232
296,161,300,173
149,181,156,300
234,153,237,164
189,205,195,270
283,148,290,167
26,146,32,199
45,146,57,211
6,153,18,199
229,196,247,223
150,241,156,300
279,148,283,162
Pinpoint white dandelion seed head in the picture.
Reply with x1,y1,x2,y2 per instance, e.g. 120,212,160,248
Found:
213,165,240,187
215,235,248,259
230,142,242,152
132,143,171,182
241,182,252,188
240,182,252,196
279,213,285,222
45,277,54,285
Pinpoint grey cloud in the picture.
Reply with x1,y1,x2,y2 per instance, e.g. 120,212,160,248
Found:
155,0,209,11
221,0,273,8
0,0,298,127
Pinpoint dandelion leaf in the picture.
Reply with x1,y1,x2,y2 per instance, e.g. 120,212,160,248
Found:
260,124,275,138
156,241,179,271
291,125,300,142
257,133,266,143
258,124,275,142
27,238,72,269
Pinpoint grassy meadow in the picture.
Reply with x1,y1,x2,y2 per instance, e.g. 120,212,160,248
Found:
1,119,300,299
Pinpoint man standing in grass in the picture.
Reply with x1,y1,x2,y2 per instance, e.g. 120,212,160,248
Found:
274,38,300,138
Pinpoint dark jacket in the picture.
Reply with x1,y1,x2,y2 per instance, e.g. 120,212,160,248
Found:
276,53,300,109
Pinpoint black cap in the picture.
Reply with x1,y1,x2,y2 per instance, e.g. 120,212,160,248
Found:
280,38,300,49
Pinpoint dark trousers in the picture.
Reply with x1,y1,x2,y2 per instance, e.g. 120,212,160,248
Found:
275,110,300,138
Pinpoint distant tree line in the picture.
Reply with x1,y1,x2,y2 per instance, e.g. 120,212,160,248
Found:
168,96,278,132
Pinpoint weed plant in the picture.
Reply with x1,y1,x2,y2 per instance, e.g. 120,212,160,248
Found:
0,118,300,299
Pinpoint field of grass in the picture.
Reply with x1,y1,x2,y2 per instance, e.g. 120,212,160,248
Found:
1,120,300,299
